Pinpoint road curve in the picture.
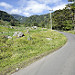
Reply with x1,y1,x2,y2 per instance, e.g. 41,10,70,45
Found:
12,32,75,75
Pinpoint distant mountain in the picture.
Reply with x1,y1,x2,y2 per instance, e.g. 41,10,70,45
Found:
11,14,27,23
0,3,74,30
0,10,20,26
24,3,74,30
0,10,18,22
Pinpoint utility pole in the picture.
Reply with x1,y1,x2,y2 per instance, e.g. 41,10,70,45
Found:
68,0,75,31
49,10,53,30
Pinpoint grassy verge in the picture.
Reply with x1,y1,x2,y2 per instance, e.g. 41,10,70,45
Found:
65,30,75,34
0,26,67,75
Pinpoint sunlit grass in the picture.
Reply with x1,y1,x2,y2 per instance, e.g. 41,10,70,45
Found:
0,26,67,75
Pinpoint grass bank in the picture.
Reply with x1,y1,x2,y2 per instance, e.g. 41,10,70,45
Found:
0,26,67,75
65,30,75,34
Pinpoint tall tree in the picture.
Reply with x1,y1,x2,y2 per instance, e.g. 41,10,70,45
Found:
68,0,75,30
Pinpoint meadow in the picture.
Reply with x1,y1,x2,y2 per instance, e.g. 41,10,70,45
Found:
0,26,67,75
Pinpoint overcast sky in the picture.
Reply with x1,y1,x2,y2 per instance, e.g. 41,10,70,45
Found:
0,0,69,17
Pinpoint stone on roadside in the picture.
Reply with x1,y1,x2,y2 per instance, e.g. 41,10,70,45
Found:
16,68,19,71
7,36,12,39
13,31,24,37
18,32,24,37
32,26,37,29
13,32,18,36
10,26,14,29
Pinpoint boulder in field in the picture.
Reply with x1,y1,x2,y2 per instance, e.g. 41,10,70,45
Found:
10,26,14,29
13,32,18,36
13,31,24,37
18,32,24,37
32,26,37,29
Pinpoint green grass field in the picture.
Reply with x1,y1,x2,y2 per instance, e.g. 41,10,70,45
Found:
0,26,67,75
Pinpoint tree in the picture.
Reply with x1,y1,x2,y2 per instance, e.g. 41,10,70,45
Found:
10,20,15,26
68,0,74,2
33,22,38,26
68,0,75,30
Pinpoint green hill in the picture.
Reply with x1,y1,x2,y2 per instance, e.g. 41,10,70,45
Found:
0,3,74,30
0,10,19,26
24,3,75,30
0,10,18,22
11,14,27,23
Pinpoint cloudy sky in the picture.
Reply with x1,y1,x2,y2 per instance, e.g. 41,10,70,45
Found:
0,0,69,17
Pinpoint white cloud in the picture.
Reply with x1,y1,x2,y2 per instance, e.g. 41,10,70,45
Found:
0,2,13,9
53,3,66,11
24,1,51,13
6,0,67,17
37,0,62,4
10,8,30,17
10,9,22,14
23,12,31,17
18,0,27,7
10,0,51,16
15,0,67,17
18,0,62,5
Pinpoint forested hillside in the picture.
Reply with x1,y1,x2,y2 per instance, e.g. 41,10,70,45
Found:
0,10,18,22
11,14,27,23
0,3,74,30
0,10,19,26
24,3,75,30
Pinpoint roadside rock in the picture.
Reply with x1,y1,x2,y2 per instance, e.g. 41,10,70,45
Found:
13,31,24,37
16,68,19,71
7,36,12,39
13,32,18,36
32,26,37,29
18,32,24,37
10,26,14,29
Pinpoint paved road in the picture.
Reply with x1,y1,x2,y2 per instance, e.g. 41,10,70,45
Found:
12,32,75,75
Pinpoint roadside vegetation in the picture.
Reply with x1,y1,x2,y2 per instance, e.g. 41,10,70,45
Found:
66,30,75,34
0,26,67,75
1,2,74,75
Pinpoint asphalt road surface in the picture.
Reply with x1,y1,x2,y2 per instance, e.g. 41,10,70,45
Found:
12,32,75,75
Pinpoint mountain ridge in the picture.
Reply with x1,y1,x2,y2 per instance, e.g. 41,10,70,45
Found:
0,3,74,30
11,14,27,23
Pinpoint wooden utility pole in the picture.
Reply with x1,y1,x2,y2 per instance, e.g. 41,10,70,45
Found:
49,10,53,30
